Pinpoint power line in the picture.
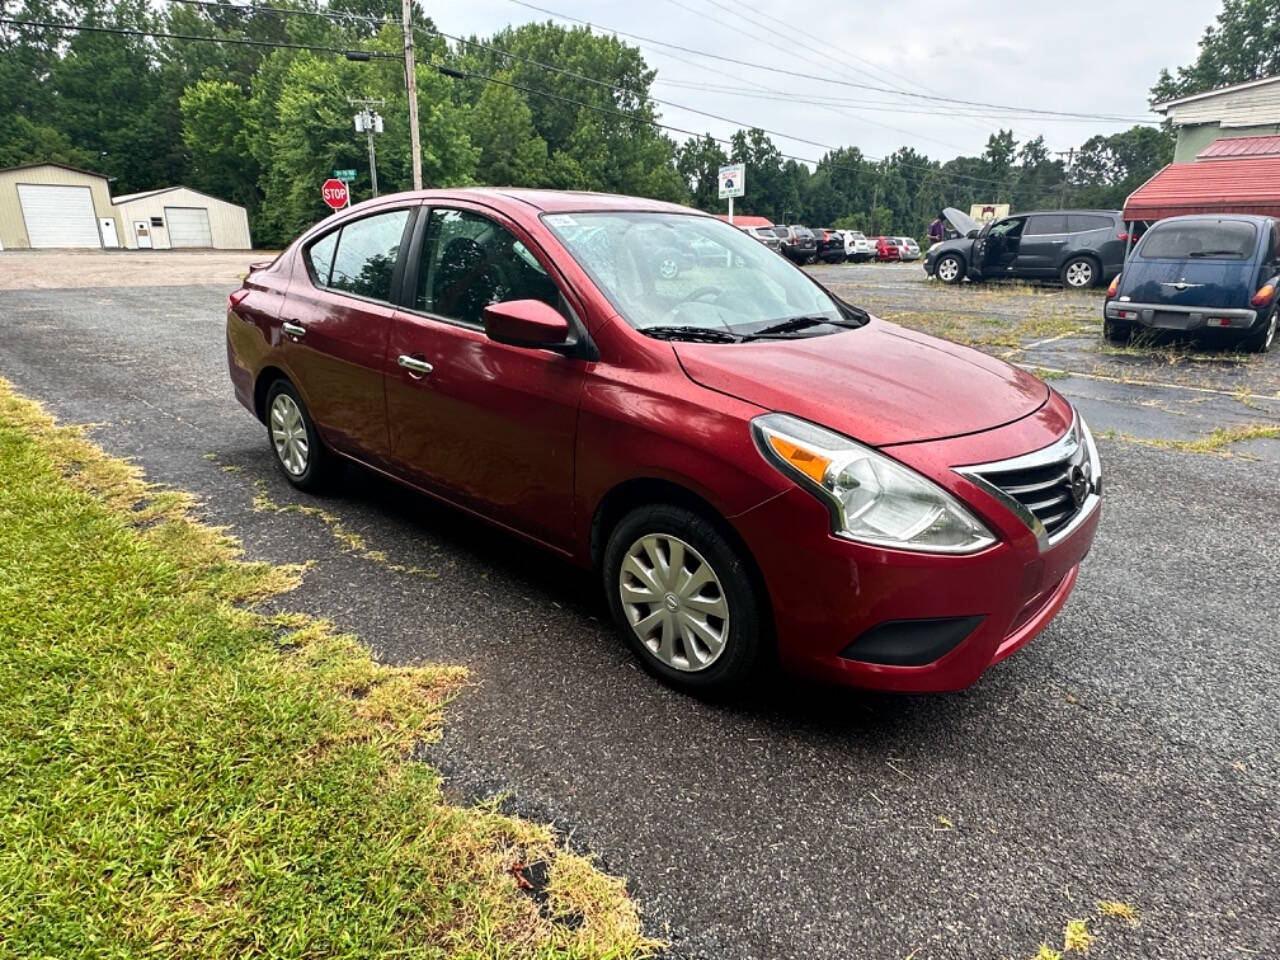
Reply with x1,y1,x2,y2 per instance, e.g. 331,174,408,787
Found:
8,14,1026,195
434,27,1014,190
156,0,393,27
508,0,1153,123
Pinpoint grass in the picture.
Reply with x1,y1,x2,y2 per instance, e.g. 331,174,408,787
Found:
0,378,655,959
1116,422,1280,456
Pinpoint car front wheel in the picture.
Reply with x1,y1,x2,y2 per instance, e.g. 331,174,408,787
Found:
935,253,964,284
603,504,765,694
1062,257,1098,289
265,379,337,491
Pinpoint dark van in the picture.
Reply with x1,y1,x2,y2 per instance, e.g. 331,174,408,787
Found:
1104,215,1279,353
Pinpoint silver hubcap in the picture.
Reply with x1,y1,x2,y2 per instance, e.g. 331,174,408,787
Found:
1265,314,1276,349
659,258,678,280
270,394,309,476
618,534,729,672
938,258,959,282
1066,261,1092,287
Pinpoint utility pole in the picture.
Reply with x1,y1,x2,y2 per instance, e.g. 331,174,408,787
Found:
350,98,385,197
403,0,422,190
1055,147,1076,210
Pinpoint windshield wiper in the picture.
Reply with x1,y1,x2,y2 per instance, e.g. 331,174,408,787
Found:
1187,250,1245,258
642,325,743,343
741,316,861,341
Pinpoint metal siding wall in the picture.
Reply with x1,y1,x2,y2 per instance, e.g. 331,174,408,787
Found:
0,166,114,249
112,188,250,249
113,189,250,249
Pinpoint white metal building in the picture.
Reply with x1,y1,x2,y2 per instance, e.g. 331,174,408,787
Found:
111,186,252,250
0,163,120,249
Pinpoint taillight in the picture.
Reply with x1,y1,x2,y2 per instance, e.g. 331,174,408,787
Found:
1117,231,1128,242
1106,274,1120,298
1251,282,1276,308
228,288,251,311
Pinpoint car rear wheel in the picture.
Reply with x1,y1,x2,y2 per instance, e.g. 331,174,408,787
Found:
603,504,765,694
1103,317,1132,343
1242,308,1277,353
1062,257,1098,289
265,379,337,491
936,253,964,284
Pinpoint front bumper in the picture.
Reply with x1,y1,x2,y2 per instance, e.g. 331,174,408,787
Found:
731,398,1100,692
1105,299,1258,332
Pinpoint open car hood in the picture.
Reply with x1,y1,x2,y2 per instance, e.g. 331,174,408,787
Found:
674,319,1049,447
943,207,982,237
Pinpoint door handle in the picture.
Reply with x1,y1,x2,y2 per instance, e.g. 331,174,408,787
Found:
397,354,434,376
282,321,306,338
1049,240,1066,244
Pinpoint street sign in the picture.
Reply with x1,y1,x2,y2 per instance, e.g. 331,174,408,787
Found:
718,163,745,200
333,168,356,181
321,178,349,210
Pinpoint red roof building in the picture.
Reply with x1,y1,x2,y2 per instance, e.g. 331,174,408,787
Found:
1123,155,1280,221
1196,135,1280,160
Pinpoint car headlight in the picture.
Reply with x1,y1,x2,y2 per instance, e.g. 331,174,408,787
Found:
752,413,996,554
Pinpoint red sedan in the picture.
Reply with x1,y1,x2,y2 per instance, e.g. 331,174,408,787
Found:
874,235,901,261
227,189,1101,694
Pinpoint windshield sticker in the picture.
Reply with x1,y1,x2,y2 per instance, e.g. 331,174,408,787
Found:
544,214,577,228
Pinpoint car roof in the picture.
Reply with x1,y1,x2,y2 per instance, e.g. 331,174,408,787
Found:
1146,213,1275,225
1015,209,1121,217
384,187,707,216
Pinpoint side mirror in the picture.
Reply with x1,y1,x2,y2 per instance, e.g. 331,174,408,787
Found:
483,299,572,350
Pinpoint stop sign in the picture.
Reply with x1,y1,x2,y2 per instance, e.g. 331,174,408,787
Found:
321,178,349,210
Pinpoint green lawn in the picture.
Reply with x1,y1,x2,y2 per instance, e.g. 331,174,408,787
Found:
0,379,654,959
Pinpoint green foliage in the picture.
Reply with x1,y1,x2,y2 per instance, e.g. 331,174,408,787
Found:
1152,0,1280,101
0,0,1189,245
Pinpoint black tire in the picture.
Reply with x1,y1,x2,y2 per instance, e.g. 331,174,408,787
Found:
264,378,338,492
935,253,965,284
602,504,766,695
1103,317,1131,343
1061,256,1100,289
1241,307,1277,354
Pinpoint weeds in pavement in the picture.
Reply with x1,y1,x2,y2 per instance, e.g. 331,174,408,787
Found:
0,378,656,959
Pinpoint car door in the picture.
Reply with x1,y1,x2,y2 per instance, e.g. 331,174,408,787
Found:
280,206,415,465
384,204,589,551
972,217,1024,277
1016,214,1069,276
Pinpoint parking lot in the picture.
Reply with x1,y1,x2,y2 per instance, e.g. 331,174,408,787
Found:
1,252,1277,959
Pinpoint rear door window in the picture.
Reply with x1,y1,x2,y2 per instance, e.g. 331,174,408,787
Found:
1026,214,1068,235
1138,220,1258,260
328,209,411,301
1067,214,1113,232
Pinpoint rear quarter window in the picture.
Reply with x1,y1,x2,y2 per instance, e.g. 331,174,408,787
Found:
1138,220,1257,260
1067,214,1114,232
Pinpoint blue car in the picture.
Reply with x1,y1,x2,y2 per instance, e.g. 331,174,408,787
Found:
1104,214,1279,353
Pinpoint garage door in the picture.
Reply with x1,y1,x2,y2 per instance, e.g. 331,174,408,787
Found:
17,184,101,248
165,207,213,248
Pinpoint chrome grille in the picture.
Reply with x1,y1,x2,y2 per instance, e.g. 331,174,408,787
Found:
958,413,1100,551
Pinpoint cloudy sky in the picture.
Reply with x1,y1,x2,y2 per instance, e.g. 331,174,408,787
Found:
438,0,1219,165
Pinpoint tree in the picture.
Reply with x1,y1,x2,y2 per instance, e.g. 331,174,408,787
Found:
1152,0,1280,101
469,76,547,187
1068,125,1174,209
181,79,260,212
676,134,727,211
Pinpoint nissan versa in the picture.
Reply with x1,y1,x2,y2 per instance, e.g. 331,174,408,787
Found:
226,189,1102,694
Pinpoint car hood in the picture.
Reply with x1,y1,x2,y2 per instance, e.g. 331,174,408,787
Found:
944,206,981,237
925,236,973,259
674,319,1049,447
1119,257,1261,310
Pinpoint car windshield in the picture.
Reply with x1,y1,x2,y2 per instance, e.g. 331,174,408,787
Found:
1138,220,1257,260
544,211,851,338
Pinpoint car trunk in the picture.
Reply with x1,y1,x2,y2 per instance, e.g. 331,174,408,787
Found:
1122,258,1258,310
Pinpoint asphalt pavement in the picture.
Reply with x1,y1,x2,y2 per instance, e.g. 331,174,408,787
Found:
1,266,1277,959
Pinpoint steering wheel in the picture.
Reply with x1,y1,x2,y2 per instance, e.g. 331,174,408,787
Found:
676,285,723,305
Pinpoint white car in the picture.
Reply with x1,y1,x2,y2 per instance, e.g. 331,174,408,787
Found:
895,236,922,261
840,230,874,262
